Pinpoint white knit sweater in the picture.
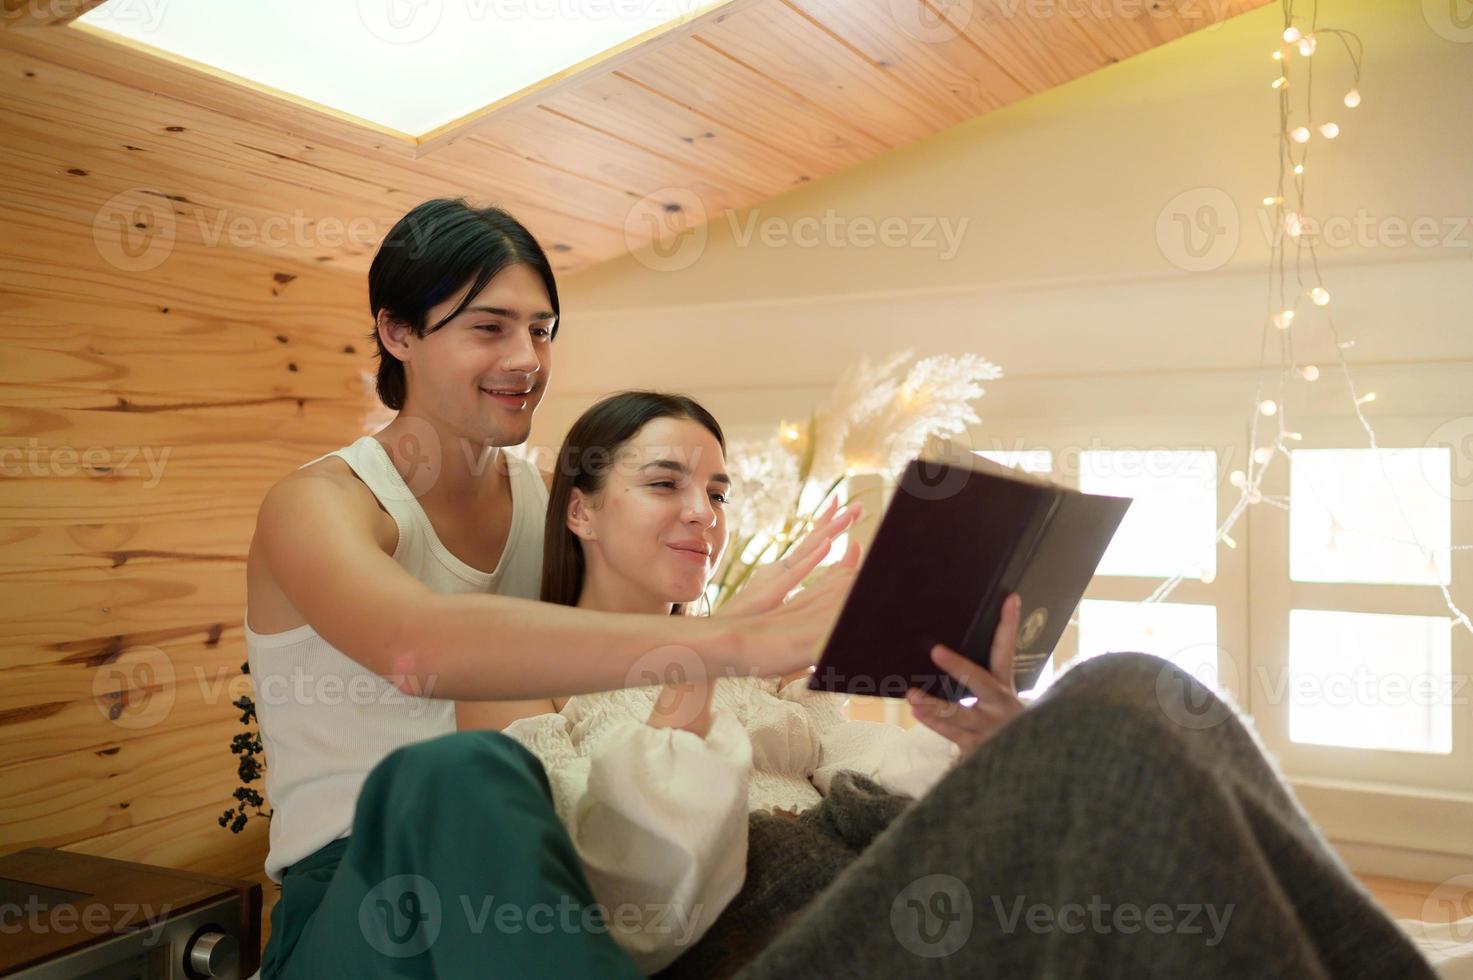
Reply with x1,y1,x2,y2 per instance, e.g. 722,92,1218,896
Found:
502,675,960,972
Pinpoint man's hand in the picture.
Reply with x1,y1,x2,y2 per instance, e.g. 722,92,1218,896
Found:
905,593,1026,759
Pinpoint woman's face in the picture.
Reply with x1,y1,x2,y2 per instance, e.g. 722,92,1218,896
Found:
569,416,731,609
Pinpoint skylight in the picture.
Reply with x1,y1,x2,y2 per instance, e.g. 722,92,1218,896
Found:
77,0,719,138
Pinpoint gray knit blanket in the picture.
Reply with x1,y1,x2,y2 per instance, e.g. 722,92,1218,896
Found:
656,652,1436,979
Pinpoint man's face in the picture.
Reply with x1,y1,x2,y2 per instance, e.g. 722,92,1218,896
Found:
402,262,555,451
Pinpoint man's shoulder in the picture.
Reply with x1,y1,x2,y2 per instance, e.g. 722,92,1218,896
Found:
260,454,376,522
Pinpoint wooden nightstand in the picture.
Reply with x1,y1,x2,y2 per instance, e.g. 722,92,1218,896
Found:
0,848,261,979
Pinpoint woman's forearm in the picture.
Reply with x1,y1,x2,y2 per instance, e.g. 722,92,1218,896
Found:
646,679,717,737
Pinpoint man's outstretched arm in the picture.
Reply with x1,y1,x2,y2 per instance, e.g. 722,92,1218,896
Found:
252,469,857,703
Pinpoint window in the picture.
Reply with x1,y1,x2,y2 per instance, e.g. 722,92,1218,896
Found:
1249,419,1468,794
79,1,707,136
1289,448,1451,586
1066,446,1235,705
1287,608,1452,753
973,435,1243,706
1080,449,1221,581
1271,445,1459,758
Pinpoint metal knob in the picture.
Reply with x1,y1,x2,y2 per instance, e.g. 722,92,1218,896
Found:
186,929,239,977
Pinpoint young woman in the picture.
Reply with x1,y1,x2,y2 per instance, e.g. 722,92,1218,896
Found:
487,390,1436,980
488,390,963,974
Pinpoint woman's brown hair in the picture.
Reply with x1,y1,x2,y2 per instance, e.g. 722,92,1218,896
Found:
541,390,726,616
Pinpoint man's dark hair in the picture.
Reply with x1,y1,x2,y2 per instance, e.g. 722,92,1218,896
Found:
367,199,561,410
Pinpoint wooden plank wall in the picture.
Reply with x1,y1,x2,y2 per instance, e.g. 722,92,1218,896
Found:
0,78,376,949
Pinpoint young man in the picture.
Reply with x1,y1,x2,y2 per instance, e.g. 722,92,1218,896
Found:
245,199,858,977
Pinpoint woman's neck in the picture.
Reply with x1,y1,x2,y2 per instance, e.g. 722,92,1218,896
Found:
574,570,674,617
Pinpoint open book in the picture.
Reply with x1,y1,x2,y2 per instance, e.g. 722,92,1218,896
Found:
808,442,1132,701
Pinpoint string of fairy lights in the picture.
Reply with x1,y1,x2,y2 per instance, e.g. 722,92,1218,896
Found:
1143,0,1472,637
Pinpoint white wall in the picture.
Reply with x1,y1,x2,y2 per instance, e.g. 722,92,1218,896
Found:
527,0,1473,879
532,0,1473,451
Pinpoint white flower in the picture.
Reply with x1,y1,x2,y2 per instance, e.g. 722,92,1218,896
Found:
807,349,914,484
726,437,801,544
715,351,1002,608
843,353,1002,479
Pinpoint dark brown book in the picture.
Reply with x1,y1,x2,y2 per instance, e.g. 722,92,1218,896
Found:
809,451,1132,701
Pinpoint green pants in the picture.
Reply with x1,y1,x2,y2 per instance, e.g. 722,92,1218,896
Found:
261,729,645,979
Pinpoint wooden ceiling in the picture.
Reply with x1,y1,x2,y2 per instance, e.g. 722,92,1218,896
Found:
2,0,1270,277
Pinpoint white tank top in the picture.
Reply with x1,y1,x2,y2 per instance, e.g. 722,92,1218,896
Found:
243,435,549,882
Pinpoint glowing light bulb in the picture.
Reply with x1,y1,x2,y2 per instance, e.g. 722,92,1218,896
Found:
1221,533,1238,550
1310,286,1330,306
1297,34,1317,56
1200,570,1217,585
1284,431,1303,441
1284,212,1304,238
1272,308,1295,329
1254,447,1274,465
1294,163,1305,175
1271,76,1288,90
1290,126,1311,143
1259,400,1279,417
1229,470,1247,489
1272,50,1283,61
1263,195,1282,206
1344,89,1361,108
1301,365,1320,381
1320,122,1340,139
1283,26,1302,43
1357,392,1378,406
